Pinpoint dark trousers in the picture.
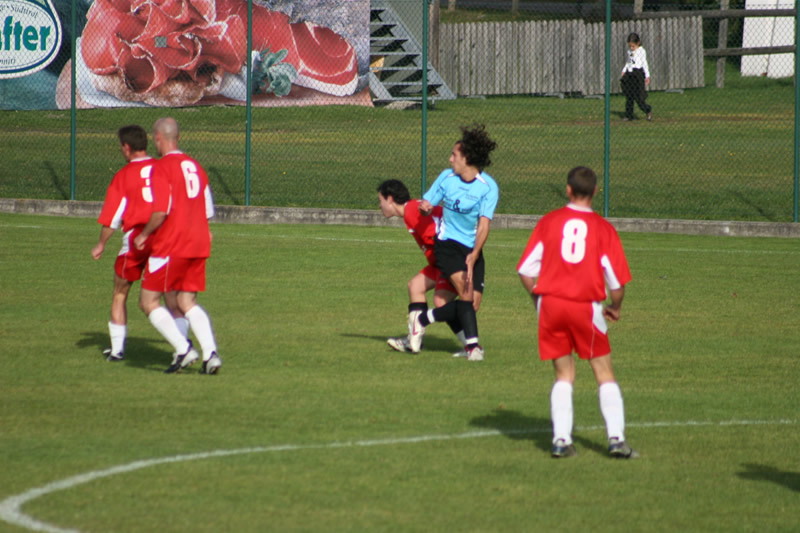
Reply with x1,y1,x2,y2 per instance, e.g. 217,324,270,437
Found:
620,69,651,119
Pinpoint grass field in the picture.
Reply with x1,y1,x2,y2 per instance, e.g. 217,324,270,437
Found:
0,60,795,221
1,212,798,532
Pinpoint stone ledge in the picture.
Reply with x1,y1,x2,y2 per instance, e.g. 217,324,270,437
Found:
1,198,798,238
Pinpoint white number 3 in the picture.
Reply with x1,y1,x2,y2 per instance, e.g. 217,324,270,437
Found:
561,219,587,263
181,160,200,199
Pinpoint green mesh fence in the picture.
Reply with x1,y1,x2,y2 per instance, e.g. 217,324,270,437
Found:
0,1,797,221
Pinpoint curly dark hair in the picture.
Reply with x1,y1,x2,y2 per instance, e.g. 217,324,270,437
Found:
457,124,497,171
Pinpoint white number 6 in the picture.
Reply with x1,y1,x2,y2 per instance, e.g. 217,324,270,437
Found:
561,219,587,264
181,160,200,199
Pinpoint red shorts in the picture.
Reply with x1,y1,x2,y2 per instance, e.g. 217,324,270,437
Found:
537,295,611,360
420,264,456,293
141,256,207,293
114,227,151,282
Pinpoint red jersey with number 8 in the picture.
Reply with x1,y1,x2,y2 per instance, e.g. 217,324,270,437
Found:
150,151,215,258
517,204,631,302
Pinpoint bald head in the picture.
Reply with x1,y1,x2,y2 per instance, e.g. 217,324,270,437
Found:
153,117,179,156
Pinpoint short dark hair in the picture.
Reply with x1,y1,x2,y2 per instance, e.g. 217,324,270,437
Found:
118,125,147,152
627,32,641,45
567,166,597,198
458,123,497,171
377,179,411,204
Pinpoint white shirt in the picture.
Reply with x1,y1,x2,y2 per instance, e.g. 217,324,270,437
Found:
622,46,650,78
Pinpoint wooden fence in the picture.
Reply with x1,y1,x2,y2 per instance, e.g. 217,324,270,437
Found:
437,17,704,96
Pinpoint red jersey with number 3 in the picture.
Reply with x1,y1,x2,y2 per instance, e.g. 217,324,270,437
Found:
404,199,443,267
150,151,214,258
97,157,155,232
517,204,631,302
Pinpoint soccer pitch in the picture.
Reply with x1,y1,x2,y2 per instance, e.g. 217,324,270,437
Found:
0,212,798,532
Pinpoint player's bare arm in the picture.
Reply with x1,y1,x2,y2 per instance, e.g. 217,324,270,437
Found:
418,200,433,216
518,274,539,306
603,287,625,321
92,226,116,260
134,211,167,250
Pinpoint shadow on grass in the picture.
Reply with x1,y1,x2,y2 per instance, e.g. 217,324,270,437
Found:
76,331,173,372
469,408,612,458
340,332,462,354
737,464,800,493
469,408,552,454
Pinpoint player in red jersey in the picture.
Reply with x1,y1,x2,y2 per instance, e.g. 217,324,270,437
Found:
517,166,637,459
134,117,221,375
377,179,482,356
91,125,163,362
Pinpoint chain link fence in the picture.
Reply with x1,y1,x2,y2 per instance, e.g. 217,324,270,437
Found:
0,0,796,221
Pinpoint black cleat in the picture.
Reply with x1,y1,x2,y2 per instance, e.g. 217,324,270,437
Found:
608,437,639,459
551,439,577,458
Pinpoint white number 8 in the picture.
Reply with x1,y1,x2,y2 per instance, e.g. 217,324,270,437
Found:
561,219,587,264
181,160,200,198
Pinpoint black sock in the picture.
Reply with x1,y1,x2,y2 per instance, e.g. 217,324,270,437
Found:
408,302,428,314
456,300,478,342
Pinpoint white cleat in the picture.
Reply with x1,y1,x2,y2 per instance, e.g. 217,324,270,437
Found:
465,345,484,362
201,352,222,374
387,337,414,353
452,349,468,358
407,310,425,353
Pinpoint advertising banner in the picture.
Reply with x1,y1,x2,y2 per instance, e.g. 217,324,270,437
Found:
0,0,371,109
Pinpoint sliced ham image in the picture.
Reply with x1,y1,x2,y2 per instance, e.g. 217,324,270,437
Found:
80,0,360,104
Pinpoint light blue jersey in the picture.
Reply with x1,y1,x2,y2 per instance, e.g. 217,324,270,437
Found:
423,169,499,248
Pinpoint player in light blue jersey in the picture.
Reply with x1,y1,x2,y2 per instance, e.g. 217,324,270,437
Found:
413,124,499,361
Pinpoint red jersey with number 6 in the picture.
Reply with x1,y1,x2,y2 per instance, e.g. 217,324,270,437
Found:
517,204,631,302
404,199,443,267
97,157,155,232
150,151,215,258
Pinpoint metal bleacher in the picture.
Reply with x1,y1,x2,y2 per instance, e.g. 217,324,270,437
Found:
369,1,455,104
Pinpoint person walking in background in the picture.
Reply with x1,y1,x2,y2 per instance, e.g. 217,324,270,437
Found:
134,117,222,374
620,32,652,121
412,124,499,362
91,125,159,362
517,166,637,459
377,179,477,358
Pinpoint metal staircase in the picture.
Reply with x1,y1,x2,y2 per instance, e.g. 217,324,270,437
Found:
369,2,455,105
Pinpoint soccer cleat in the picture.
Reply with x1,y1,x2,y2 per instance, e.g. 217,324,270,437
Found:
201,352,222,375
407,310,425,353
551,439,577,458
103,348,124,362
164,342,199,374
387,337,414,353
452,348,468,358
465,345,484,362
646,112,653,121
608,437,639,459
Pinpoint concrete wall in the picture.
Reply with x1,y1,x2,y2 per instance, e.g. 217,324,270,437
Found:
2,198,799,238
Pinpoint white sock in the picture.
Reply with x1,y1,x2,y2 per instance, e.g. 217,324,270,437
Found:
108,321,126,355
456,330,467,347
550,381,574,445
174,317,190,339
599,382,626,442
426,309,436,324
148,307,190,354
185,305,218,361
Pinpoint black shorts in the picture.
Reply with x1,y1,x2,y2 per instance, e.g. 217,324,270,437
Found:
434,238,485,293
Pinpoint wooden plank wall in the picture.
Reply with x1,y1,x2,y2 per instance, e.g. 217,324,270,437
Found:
438,17,704,96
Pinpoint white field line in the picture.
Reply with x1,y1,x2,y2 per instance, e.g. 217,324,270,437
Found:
0,418,795,533
227,233,800,255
